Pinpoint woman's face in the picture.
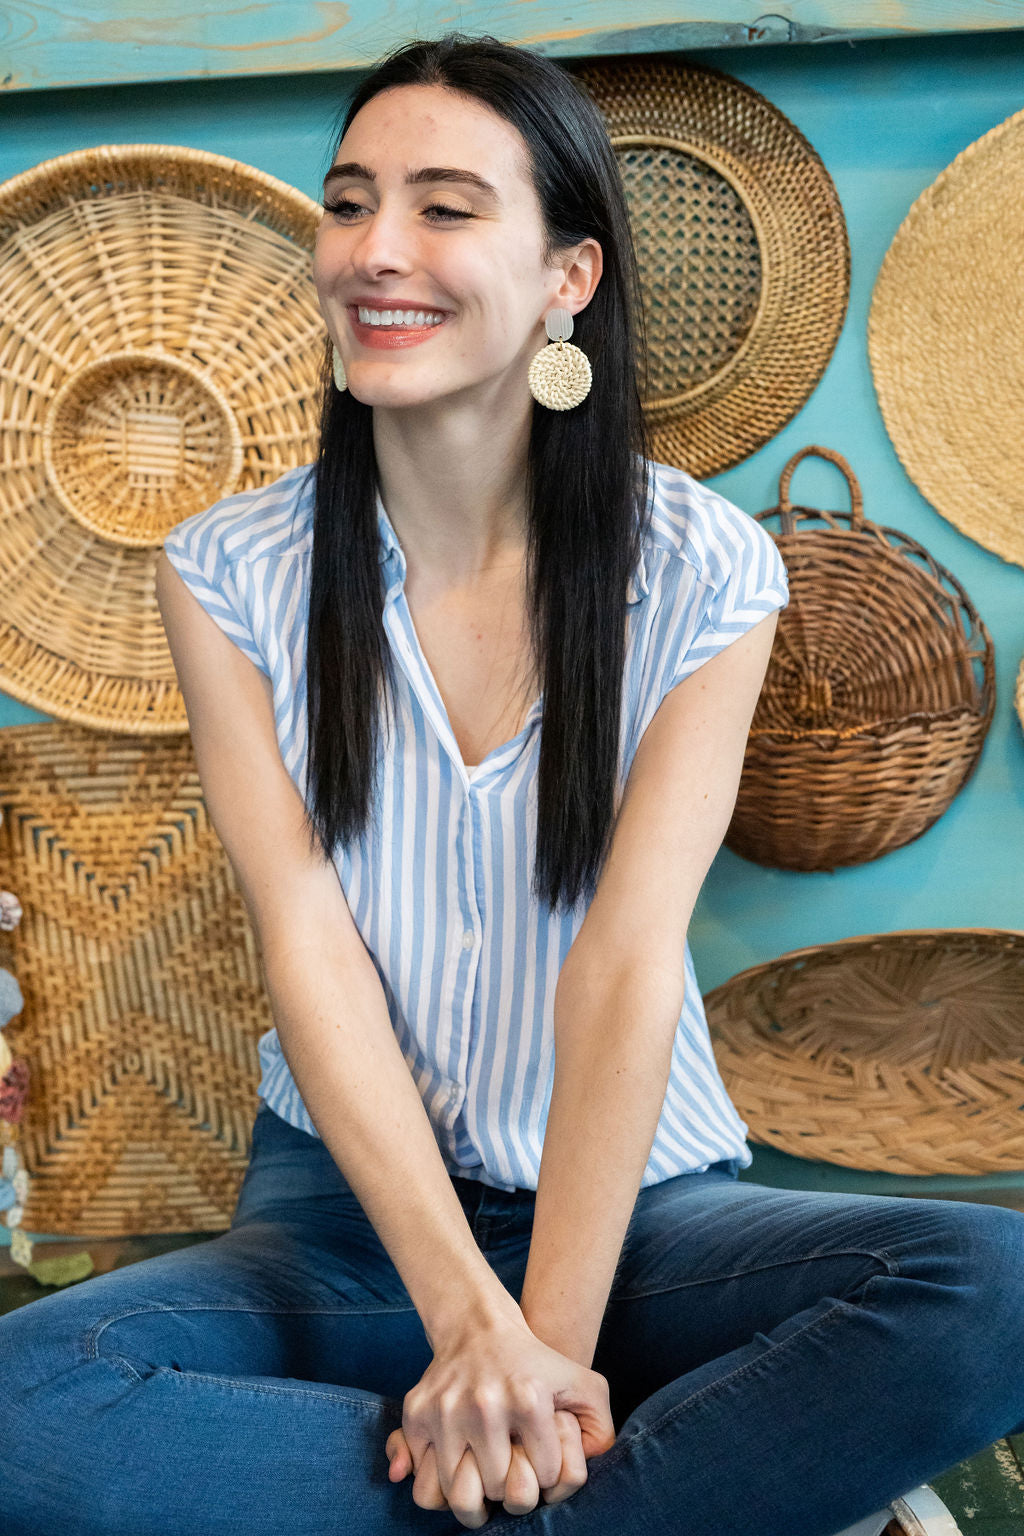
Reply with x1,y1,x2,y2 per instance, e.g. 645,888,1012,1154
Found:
313,83,599,410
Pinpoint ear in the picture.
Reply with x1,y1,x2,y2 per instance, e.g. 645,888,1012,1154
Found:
552,237,603,315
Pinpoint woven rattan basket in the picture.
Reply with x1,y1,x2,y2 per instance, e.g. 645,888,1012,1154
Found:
572,57,849,477
725,446,995,871
0,721,270,1237
705,929,1024,1176
0,143,323,735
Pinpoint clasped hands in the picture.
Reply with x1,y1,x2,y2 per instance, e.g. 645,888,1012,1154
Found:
385,1307,616,1528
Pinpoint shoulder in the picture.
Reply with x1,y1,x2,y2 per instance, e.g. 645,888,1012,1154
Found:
642,458,786,600
163,462,316,574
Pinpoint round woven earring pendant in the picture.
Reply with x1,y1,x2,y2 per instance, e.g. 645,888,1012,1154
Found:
332,343,347,392
528,308,592,410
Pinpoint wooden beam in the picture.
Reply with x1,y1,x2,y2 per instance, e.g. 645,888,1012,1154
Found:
1,2,1022,94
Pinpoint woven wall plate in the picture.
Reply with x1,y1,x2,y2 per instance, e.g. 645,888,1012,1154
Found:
0,143,324,734
868,107,1024,568
572,57,849,477
0,721,270,1236
1017,655,1024,741
705,930,1024,1177
726,445,995,872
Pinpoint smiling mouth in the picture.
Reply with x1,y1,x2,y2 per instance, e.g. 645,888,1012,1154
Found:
348,305,449,330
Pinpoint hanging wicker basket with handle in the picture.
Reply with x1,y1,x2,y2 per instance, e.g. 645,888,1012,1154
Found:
725,445,995,872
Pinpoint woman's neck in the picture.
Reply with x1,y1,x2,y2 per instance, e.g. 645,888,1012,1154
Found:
372,398,531,587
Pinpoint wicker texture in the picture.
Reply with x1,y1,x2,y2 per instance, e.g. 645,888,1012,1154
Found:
705,930,1024,1176
527,340,593,410
0,144,323,733
726,446,995,872
868,106,1024,569
573,57,849,477
0,721,270,1236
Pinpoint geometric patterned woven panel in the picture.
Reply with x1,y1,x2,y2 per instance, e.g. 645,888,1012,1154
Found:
0,720,271,1236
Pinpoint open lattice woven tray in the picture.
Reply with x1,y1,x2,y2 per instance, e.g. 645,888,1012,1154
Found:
705,929,1024,1177
726,445,995,871
572,57,849,477
0,721,269,1237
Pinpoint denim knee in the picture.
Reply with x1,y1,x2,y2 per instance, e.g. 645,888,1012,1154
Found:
891,1201,1024,1445
0,1286,82,1394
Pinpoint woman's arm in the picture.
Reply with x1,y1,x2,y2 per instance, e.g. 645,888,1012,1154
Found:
157,553,614,1527
157,550,516,1347
519,611,780,1365
520,961,683,1367
260,941,521,1347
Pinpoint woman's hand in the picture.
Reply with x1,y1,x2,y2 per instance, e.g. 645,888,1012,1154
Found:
389,1309,615,1528
387,1410,589,1525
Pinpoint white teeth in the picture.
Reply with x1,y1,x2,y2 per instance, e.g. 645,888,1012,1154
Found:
356,306,446,328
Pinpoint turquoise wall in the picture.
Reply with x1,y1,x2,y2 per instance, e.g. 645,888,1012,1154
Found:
2,29,1023,1239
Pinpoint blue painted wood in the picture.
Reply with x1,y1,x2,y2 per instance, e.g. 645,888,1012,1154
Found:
1,1,1023,93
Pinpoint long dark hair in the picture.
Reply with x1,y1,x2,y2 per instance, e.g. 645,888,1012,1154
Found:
304,32,652,913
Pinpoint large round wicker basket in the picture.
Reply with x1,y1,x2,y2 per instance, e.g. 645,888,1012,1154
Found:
725,446,995,871
705,929,1024,1176
572,57,849,478
0,143,323,735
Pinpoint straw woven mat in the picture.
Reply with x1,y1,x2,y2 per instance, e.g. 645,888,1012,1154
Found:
0,721,271,1236
706,930,1024,1176
868,107,1024,568
573,57,849,477
0,144,323,735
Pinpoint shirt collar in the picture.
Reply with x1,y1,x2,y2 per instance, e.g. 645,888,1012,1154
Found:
377,490,648,604
626,544,648,605
376,491,405,573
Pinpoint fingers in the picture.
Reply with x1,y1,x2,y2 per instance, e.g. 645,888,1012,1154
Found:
540,1409,590,1505
507,1384,564,1491
444,1446,491,1530
428,1395,560,1512
430,1414,511,1507
409,1442,489,1529
502,1443,541,1516
388,1414,588,1521
385,1427,412,1481
406,1440,542,1525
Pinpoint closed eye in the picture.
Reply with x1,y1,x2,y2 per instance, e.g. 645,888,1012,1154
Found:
322,197,472,223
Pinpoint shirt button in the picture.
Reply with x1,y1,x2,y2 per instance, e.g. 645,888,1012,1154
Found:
461,930,474,949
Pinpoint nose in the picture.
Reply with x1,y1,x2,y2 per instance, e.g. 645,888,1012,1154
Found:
348,206,416,281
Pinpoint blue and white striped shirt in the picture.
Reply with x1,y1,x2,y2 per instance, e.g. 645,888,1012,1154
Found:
163,458,788,1191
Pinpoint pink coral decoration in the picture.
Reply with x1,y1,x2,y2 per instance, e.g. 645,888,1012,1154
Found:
0,1059,29,1123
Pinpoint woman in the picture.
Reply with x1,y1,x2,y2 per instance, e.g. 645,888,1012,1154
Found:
3,32,1024,1536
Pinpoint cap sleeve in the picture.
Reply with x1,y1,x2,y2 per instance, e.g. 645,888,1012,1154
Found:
663,500,788,694
163,507,270,678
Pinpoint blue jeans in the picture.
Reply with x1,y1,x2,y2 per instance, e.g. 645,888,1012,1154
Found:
3,1099,1024,1536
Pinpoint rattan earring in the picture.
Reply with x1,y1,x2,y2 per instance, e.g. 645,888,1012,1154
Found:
332,343,347,393
527,308,592,410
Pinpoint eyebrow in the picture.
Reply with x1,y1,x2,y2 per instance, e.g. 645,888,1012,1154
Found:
323,162,501,201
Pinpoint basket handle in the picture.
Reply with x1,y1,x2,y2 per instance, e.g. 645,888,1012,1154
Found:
777,446,864,534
